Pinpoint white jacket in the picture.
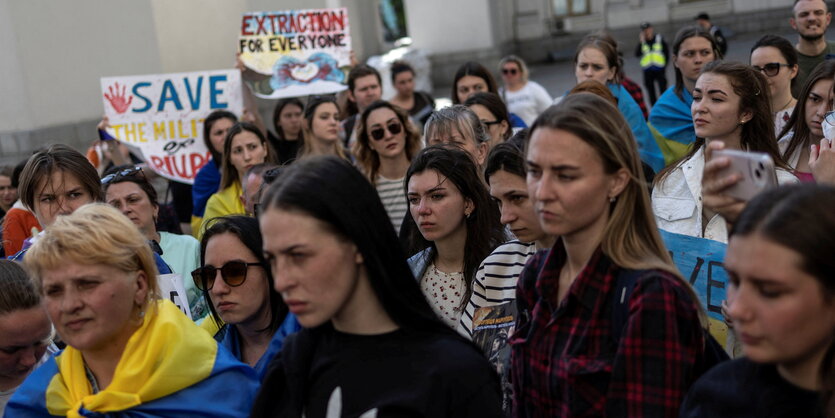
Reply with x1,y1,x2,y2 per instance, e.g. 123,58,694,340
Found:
652,146,797,243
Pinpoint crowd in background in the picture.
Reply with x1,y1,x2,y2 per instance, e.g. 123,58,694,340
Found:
1,1,835,417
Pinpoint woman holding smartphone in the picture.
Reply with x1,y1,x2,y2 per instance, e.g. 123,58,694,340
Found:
652,61,796,244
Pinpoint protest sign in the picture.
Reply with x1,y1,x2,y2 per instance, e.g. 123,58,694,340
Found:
100,70,243,184
238,8,351,99
659,229,730,346
158,273,192,320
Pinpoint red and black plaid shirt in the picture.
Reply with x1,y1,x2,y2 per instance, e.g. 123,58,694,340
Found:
509,242,704,417
622,77,649,120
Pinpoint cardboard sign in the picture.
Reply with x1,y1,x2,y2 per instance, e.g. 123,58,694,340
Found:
659,229,730,346
239,8,351,99
100,70,243,184
158,273,192,320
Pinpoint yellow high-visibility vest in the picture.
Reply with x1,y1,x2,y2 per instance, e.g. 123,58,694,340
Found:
640,34,666,69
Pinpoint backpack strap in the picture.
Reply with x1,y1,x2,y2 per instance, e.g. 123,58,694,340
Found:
610,268,649,343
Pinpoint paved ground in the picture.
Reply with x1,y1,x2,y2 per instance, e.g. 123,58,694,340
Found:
433,29,800,109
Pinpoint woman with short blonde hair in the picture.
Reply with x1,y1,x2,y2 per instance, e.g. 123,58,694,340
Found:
7,203,258,417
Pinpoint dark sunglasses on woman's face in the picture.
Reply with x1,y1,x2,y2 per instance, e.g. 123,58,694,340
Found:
191,260,266,291
751,62,791,77
101,166,143,185
502,68,518,75
370,121,403,141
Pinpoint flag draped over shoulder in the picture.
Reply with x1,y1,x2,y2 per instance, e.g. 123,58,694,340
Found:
648,86,696,165
5,300,258,418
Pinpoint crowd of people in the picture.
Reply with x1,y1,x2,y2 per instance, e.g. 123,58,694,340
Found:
1,1,835,417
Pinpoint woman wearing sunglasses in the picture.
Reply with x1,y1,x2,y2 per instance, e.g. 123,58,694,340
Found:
253,155,501,417
750,35,799,136
777,61,835,182
498,55,551,127
6,204,257,417
102,164,206,319
353,100,422,232
193,216,299,380
464,92,513,148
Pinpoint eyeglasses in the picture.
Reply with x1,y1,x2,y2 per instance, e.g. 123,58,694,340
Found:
502,68,519,75
369,121,403,140
101,166,143,185
751,63,792,77
482,120,502,126
191,260,266,291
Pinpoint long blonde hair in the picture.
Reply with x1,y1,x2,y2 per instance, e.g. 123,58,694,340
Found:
530,93,705,321
298,96,349,161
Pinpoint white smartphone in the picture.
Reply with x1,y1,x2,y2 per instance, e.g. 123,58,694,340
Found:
712,149,777,201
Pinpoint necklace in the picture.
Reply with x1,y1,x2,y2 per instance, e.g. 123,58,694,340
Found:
776,96,795,112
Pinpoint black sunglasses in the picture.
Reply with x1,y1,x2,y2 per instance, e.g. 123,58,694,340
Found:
191,260,266,291
502,68,518,75
370,121,403,141
101,166,143,185
752,62,791,77
482,119,502,126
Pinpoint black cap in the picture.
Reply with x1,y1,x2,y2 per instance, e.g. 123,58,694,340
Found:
640,22,651,29
695,12,710,21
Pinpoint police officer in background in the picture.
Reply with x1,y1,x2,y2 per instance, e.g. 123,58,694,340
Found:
635,22,669,105
695,12,728,56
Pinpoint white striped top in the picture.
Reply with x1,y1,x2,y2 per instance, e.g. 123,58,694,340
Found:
458,240,538,337
375,175,408,232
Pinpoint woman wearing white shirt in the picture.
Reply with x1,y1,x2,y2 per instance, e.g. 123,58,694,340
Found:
652,61,796,244
498,55,551,127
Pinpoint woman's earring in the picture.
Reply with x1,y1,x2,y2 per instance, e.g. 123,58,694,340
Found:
609,196,616,203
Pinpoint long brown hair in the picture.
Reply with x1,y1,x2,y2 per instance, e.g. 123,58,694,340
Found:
656,61,790,185
353,100,422,184
778,60,835,163
672,26,721,99
574,32,623,85
531,93,705,321
220,122,276,190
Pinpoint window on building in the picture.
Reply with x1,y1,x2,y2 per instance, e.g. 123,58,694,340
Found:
379,0,408,43
552,0,590,16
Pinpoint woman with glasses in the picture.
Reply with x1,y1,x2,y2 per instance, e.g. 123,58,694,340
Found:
6,204,258,417
649,26,720,165
200,122,275,238
253,155,501,417
102,164,206,319
353,100,422,232
497,55,551,127
464,92,513,148
777,61,835,182
750,35,799,136
194,216,299,379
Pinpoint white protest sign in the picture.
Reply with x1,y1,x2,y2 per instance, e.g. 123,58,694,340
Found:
239,8,351,99
100,70,243,184
158,273,193,320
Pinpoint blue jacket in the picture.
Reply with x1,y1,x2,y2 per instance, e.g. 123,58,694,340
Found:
215,313,301,380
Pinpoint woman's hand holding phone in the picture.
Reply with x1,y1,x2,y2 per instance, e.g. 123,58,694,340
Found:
702,141,748,224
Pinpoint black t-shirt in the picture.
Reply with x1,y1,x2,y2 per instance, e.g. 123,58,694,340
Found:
253,325,502,418
267,131,301,165
680,358,823,418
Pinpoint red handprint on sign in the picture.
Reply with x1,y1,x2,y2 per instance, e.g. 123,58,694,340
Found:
103,82,133,114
